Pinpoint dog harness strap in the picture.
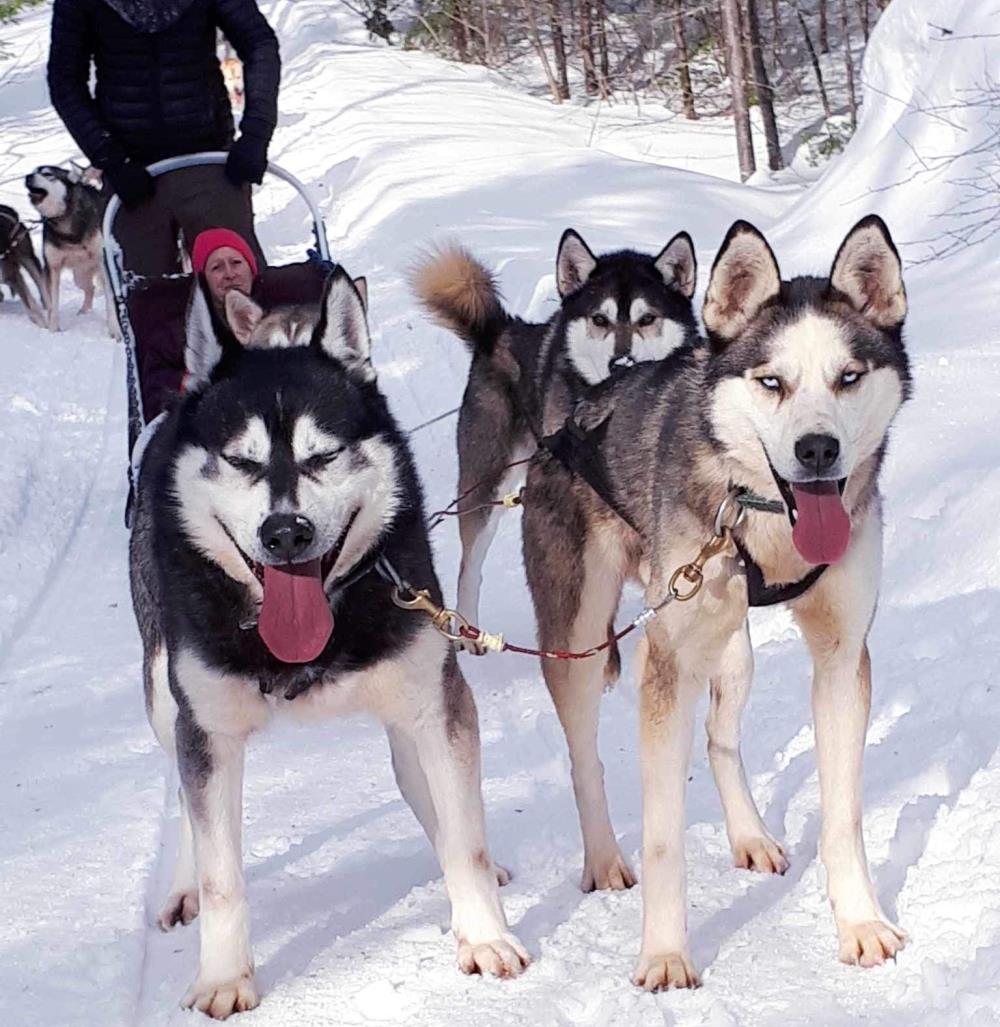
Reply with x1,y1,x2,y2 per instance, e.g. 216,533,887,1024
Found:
539,416,642,534
732,535,828,607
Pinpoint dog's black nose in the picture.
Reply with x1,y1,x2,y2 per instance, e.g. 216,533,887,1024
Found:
259,513,315,562
794,433,840,475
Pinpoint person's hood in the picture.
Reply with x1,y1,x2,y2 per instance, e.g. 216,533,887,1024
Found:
102,0,199,33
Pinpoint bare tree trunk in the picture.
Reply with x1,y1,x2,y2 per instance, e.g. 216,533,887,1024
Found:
579,0,598,96
839,0,858,130
745,0,783,169
769,0,782,67
795,1,832,118
720,0,756,181
451,0,469,62
672,0,697,119
595,0,610,94
521,0,562,102
856,0,870,40
818,0,829,53
549,0,570,100
480,0,491,65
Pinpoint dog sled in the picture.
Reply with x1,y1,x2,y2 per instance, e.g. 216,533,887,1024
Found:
102,151,332,525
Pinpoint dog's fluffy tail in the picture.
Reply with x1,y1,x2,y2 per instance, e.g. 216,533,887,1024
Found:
411,245,507,353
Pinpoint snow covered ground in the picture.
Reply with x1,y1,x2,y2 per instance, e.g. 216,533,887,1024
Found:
1,0,999,1024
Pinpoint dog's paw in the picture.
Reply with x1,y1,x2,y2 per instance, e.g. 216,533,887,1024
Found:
632,950,700,992
732,834,788,875
494,862,512,887
157,889,199,930
457,933,530,978
581,849,636,892
182,973,259,1019
838,919,907,967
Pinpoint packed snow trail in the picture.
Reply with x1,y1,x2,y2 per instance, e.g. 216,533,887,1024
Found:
1,1,1000,1025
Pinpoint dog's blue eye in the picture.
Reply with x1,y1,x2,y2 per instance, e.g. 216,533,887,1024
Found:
759,376,782,392
840,370,863,387
592,313,611,329
636,313,656,328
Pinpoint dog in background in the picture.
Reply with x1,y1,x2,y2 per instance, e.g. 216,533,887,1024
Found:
25,164,118,337
0,204,48,327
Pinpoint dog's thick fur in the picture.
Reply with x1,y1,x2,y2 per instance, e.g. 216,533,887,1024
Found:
25,165,118,337
412,230,699,644
130,267,526,1018
425,216,912,988
0,204,48,327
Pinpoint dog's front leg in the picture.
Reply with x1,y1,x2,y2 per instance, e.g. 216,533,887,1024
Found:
46,262,61,332
633,626,702,991
794,514,905,968
176,712,259,1018
402,654,528,978
707,626,788,874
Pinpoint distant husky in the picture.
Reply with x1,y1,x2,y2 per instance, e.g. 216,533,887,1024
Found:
25,164,117,336
412,230,698,638
223,288,332,349
424,215,911,987
0,204,48,327
130,268,527,1018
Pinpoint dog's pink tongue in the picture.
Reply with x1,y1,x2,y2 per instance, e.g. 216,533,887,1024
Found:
258,559,333,663
791,481,851,566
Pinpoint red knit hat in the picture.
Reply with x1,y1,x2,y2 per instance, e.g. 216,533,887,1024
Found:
191,228,258,277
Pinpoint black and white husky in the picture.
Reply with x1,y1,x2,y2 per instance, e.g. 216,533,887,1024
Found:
130,269,527,1019
421,215,912,987
24,164,117,336
412,230,698,637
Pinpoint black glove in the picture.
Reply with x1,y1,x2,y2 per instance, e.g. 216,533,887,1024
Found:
225,131,269,186
105,160,156,208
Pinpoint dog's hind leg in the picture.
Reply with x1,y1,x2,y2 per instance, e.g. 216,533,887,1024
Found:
396,644,527,976
73,264,95,315
10,266,47,328
793,516,905,968
525,481,633,892
146,647,200,928
707,625,788,874
455,371,529,630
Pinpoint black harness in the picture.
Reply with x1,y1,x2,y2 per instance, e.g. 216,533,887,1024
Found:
539,411,829,608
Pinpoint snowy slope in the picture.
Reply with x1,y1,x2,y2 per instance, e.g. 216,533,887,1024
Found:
1,1,999,1025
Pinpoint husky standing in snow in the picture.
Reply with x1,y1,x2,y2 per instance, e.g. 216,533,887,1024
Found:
24,164,117,337
412,229,699,642
129,268,527,1019
421,215,911,988
0,204,49,327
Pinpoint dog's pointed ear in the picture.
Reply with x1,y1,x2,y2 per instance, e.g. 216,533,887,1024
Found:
655,231,697,298
225,290,264,345
702,221,781,341
352,275,368,312
556,229,598,298
184,281,225,386
830,214,906,329
313,266,374,380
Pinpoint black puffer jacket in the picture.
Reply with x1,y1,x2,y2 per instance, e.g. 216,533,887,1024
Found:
48,0,280,168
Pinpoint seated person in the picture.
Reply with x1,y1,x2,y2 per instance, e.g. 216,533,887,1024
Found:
131,228,328,421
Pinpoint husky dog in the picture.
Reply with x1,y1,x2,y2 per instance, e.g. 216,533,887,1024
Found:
25,164,117,336
412,230,698,638
130,268,527,1019
223,289,334,349
424,214,911,986
0,204,48,327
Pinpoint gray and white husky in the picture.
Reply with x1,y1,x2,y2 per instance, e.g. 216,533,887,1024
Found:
24,164,117,336
130,268,527,1019
422,215,911,987
412,229,699,638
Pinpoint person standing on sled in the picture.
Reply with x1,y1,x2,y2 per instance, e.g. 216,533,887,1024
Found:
47,0,280,276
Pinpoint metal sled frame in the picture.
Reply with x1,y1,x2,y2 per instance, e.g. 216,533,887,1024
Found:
102,151,332,468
